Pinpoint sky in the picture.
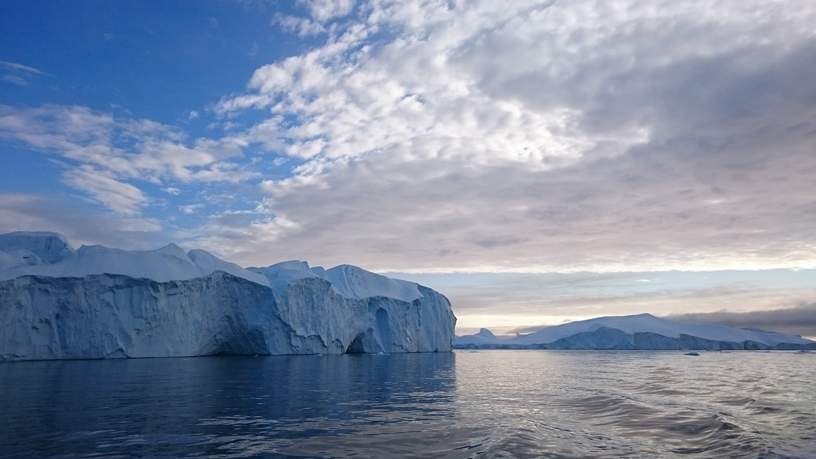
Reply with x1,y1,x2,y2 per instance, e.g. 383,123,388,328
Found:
1,0,815,336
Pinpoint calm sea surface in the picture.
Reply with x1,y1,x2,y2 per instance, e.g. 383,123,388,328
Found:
1,350,814,458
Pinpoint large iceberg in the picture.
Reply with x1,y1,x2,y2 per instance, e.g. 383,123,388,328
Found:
0,232,456,361
456,313,814,350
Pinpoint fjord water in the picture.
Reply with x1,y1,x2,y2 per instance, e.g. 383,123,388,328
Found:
1,351,813,458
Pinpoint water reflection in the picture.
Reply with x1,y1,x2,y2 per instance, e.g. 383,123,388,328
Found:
0,353,465,458
1,351,814,458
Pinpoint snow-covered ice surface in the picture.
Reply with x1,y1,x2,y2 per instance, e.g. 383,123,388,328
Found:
250,261,421,302
454,328,500,346
514,313,812,346
0,231,75,270
456,313,814,350
0,240,270,286
0,232,455,361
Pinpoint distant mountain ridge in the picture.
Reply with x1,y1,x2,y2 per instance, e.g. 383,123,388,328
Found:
456,313,814,350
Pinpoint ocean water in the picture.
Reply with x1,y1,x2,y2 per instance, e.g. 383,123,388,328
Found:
1,351,814,458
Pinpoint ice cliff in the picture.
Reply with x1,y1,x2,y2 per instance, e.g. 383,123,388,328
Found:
0,232,456,361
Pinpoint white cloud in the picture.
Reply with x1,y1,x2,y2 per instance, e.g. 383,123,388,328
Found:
2,74,29,86
62,166,148,216
298,0,355,22
209,0,816,272
0,61,45,75
5,1,816,277
0,104,259,215
0,192,164,247
0,60,47,86
275,14,327,37
179,203,204,214
175,210,300,261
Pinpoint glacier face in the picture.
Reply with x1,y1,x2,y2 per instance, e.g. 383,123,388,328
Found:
0,232,456,361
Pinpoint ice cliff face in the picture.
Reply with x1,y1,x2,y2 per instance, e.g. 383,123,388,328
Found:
0,232,456,361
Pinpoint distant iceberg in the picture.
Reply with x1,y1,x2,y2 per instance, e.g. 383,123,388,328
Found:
455,313,814,350
0,232,456,361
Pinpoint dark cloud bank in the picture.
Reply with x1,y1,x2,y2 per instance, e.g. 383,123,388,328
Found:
668,303,816,339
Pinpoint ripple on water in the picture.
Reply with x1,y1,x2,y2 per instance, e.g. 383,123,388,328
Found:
0,351,814,458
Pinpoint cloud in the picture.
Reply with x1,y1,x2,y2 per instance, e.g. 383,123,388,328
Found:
179,203,204,214
274,14,327,37
4,1,816,281
668,303,816,339
175,209,300,261
0,61,45,75
2,74,29,86
393,269,816,332
62,166,148,216
0,104,259,215
207,0,816,273
0,192,164,249
0,60,47,86
298,0,355,22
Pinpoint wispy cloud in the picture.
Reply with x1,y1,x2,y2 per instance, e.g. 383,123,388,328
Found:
176,209,300,258
178,204,203,214
0,61,45,75
2,74,30,86
62,165,148,216
0,60,47,86
0,192,163,248
274,14,326,37
0,104,259,216
298,0,355,22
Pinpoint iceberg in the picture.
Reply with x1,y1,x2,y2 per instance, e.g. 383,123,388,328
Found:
0,232,456,361
0,231,75,270
0,239,269,286
455,313,814,350
248,261,421,302
454,328,499,347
